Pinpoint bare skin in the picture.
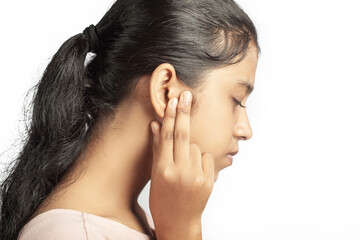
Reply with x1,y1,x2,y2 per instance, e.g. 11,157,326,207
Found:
32,45,258,236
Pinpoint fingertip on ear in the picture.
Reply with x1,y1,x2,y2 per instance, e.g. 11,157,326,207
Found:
151,121,159,134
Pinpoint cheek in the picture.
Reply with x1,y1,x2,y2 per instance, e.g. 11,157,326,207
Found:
190,99,233,158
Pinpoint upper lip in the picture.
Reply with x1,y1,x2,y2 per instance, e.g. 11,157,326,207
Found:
228,150,239,156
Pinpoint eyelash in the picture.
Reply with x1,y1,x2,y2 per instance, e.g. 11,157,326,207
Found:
232,98,247,108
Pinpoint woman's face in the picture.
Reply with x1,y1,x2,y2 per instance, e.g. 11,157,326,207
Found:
189,48,258,181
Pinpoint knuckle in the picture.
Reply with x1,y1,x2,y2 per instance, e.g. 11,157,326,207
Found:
177,105,189,114
167,112,176,118
161,167,176,183
174,130,189,141
162,130,174,141
193,175,205,188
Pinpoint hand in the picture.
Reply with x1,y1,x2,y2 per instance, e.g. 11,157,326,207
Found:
149,90,215,239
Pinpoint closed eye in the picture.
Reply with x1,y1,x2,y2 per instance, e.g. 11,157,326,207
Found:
232,98,247,108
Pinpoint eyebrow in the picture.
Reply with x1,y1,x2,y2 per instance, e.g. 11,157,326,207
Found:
235,79,254,96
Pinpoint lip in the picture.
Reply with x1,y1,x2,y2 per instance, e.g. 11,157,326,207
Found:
228,151,238,156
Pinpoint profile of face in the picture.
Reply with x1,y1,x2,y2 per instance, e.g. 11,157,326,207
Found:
190,49,257,181
147,45,258,182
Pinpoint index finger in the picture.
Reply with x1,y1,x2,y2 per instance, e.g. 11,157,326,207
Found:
156,97,178,166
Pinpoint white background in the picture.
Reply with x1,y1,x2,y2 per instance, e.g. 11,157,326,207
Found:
1,0,359,239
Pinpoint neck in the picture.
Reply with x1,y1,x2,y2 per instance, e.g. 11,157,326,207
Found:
54,98,154,218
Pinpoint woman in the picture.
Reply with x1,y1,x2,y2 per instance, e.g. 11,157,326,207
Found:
0,0,260,239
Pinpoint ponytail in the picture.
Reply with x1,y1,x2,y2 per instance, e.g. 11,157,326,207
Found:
0,33,93,240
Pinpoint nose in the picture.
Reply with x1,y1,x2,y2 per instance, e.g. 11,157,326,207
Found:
233,107,253,140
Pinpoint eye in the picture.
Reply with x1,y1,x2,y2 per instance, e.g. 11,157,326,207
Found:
232,98,247,108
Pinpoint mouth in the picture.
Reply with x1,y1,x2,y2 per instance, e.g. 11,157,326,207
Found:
227,150,238,157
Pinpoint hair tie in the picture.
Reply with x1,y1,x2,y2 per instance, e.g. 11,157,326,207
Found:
83,24,99,53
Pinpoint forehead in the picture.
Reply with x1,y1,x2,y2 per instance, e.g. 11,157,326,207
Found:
203,49,257,90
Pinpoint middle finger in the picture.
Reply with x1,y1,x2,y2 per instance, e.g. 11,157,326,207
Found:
174,91,192,165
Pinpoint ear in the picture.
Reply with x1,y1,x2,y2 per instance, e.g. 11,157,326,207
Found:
149,63,183,119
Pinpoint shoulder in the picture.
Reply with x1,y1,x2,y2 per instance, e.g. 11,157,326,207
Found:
18,209,100,240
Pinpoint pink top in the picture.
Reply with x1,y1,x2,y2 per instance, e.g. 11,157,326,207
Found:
17,208,156,240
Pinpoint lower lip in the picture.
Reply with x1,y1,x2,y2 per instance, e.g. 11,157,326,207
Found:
226,154,233,165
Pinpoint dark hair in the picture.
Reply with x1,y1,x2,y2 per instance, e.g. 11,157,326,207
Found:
0,0,260,239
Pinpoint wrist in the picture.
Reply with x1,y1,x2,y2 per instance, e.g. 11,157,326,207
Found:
155,219,202,240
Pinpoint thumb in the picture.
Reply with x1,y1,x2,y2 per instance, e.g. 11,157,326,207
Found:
151,121,159,148
150,121,160,177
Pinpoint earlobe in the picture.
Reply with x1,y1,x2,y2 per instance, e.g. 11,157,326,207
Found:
149,63,180,119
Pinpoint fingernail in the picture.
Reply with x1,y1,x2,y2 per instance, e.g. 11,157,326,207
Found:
151,122,155,134
183,91,191,105
171,97,178,109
